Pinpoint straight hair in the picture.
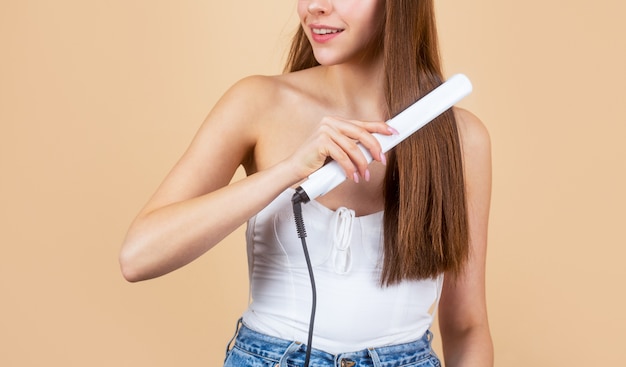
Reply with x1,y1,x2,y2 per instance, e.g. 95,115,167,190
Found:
285,0,469,285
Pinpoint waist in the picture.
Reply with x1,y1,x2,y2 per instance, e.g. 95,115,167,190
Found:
230,323,437,367
244,268,442,353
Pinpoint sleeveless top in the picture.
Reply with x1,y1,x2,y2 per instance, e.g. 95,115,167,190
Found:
242,188,443,354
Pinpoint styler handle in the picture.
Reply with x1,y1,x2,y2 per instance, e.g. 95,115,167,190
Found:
297,73,473,202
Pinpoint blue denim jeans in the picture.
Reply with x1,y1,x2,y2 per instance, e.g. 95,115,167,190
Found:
223,320,441,367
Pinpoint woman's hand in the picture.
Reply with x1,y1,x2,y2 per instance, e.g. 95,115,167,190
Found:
287,115,398,182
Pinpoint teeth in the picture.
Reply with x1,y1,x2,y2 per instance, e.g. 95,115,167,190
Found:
313,28,340,35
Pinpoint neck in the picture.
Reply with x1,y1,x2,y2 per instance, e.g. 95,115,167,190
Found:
321,56,386,119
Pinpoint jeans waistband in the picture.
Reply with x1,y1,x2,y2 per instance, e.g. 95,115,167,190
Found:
226,320,437,367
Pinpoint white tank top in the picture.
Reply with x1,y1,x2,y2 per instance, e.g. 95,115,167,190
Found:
242,188,443,354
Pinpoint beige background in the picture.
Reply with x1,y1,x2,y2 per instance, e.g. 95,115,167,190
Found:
1,0,624,366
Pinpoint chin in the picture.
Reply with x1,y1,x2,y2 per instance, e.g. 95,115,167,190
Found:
311,52,348,67
312,46,374,68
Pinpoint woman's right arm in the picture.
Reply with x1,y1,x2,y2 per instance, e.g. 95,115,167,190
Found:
119,75,392,282
119,76,302,282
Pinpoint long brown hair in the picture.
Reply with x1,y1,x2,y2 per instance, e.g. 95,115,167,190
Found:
285,0,469,285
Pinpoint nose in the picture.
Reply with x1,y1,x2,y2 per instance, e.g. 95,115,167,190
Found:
307,0,332,15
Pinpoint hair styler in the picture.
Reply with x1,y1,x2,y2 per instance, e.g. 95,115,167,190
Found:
293,73,473,204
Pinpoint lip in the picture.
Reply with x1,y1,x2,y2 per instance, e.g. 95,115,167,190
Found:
309,25,344,43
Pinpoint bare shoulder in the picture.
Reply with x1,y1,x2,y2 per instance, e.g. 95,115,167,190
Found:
200,74,293,142
202,71,319,172
453,107,492,195
219,74,285,110
217,73,313,117
454,107,491,153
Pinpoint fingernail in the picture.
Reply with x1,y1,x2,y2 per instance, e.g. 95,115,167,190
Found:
388,126,400,135
364,169,371,182
380,152,387,166
353,172,360,183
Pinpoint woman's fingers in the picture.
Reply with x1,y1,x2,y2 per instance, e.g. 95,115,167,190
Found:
316,116,397,181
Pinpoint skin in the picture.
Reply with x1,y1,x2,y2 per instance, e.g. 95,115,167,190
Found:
120,0,493,365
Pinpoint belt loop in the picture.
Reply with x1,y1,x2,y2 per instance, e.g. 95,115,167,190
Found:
225,318,243,355
426,330,433,343
367,347,382,367
279,341,303,367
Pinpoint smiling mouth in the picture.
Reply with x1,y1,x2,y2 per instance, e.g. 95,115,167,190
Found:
312,28,343,35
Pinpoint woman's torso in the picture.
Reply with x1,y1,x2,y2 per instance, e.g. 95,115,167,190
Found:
239,69,441,353
242,188,442,354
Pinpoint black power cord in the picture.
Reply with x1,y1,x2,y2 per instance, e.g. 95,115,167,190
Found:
291,188,316,367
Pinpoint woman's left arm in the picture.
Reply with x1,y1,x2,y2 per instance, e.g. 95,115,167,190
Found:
438,108,494,367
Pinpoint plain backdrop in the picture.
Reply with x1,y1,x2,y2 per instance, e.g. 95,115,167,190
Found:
1,1,625,366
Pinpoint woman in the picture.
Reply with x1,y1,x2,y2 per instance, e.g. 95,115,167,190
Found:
120,0,493,366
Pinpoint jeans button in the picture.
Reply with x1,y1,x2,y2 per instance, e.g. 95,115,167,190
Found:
341,359,355,367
